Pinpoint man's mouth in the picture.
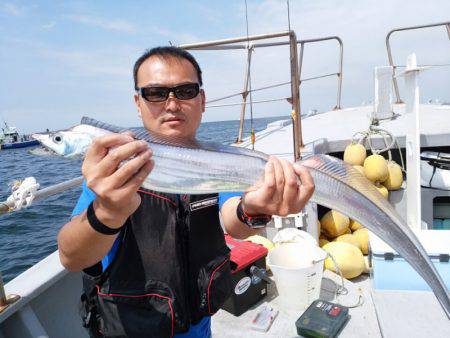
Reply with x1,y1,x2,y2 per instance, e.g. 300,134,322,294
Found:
163,116,185,124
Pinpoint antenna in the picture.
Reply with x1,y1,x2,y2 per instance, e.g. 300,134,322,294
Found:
244,0,255,149
286,0,291,32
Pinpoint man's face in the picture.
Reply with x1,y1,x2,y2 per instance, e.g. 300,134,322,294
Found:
134,56,205,141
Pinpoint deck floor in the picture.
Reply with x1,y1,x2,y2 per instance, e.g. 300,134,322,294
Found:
212,270,450,337
212,271,382,337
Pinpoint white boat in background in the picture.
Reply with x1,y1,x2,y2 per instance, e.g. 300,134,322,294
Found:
1,22,450,338
0,122,39,150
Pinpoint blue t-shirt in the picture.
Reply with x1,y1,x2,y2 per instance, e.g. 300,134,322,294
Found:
71,182,242,337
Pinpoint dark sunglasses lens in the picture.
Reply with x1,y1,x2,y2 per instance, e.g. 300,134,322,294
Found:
142,87,169,102
175,84,199,100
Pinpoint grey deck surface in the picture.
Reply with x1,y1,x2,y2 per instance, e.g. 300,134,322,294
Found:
372,290,450,338
212,271,382,337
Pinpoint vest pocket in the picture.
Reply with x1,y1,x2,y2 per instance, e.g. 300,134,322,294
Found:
95,281,175,338
198,254,233,315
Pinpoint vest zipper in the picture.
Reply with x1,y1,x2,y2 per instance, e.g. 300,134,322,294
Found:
178,195,191,325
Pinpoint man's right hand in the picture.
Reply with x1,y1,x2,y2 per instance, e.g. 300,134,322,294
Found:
82,133,154,228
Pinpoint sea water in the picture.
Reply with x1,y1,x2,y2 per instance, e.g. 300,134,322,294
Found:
0,116,284,283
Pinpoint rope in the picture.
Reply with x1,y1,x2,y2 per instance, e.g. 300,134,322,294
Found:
206,97,290,108
5,177,40,211
323,252,365,309
206,81,291,104
352,125,406,171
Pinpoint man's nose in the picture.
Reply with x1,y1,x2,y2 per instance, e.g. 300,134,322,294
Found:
164,92,181,112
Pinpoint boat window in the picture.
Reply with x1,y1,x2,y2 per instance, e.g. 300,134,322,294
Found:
432,196,450,230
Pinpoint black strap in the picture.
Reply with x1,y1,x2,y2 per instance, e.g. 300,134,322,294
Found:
87,202,123,235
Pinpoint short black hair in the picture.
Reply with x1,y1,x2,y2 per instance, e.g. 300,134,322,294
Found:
133,46,203,90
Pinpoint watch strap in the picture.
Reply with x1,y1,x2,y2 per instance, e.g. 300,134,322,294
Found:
236,200,271,229
87,201,123,235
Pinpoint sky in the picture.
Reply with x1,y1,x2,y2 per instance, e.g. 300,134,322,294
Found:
1,0,449,133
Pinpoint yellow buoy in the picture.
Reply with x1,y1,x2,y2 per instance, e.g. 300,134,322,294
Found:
320,210,350,238
383,161,403,190
349,219,363,231
344,142,367,166
334,234,362,251
323,242,365,279
364,154,388,182
353,165,365,176
353,228,369,255
319,236,329,247
246,235,274,251
246,235,275,271
374,182,389,199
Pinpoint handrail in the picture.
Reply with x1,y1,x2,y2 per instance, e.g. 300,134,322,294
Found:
180,33,344,157
386,21,450,104
180,31,303,160
0,176,83,216
297,36,343,110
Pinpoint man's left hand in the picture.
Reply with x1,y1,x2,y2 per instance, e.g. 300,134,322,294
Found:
242,156,314,217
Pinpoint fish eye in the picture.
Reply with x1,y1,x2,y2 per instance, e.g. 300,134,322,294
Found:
52,134,63,144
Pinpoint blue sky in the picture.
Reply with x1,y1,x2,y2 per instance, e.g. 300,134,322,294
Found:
1,0,449,133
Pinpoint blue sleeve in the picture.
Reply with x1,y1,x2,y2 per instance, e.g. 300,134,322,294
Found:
71,180,120,272
71,180,96,217
218,192,243,210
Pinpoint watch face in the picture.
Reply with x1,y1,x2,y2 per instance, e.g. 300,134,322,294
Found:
248,217,271,228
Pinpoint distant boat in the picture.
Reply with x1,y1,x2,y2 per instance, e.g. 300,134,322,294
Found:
0,122,39,150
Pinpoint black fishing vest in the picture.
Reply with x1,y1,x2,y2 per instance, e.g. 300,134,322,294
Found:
79,189,232,338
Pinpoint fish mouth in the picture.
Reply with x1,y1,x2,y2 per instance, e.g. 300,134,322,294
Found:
31,133,58,155
31,133,48,142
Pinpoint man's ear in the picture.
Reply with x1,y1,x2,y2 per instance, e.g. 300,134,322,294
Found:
200,89,206,113
134,93,142,118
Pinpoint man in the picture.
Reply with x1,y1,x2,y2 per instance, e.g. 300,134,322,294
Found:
57,46,314,338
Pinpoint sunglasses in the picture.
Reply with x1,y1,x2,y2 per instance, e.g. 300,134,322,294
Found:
138,83,200,102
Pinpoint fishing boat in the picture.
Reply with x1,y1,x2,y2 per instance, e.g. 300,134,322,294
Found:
1,22,450,338
0,122,39,150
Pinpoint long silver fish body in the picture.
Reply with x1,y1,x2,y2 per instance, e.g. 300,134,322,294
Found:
32,117,450,318
301,155,450,320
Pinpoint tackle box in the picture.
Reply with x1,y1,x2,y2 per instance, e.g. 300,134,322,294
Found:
222,235,269,316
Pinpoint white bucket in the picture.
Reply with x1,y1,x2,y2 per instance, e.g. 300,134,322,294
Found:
267,242,327,312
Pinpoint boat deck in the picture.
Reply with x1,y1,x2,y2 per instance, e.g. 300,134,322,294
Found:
236,103,450,156
212,270,450,338
2,253,449,337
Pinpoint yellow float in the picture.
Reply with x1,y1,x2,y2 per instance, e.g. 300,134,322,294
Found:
343,142,367,166
323,242,365,279
320,210,350,238
383,161,403,190
353,228,369,255
364,154,388,182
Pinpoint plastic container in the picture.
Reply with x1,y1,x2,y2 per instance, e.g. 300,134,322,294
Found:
267,242,327,312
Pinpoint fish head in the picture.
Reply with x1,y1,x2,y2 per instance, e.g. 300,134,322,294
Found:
32,129,95,157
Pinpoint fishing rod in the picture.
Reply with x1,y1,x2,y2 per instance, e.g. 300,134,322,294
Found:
0,176,83,216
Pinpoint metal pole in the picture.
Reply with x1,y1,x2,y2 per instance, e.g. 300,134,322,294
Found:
0,272,6,307
237,47,253,143
179,31,290,50
386,21,450,104
403,53,422,230
289,31,303,160
0,176,83,216
386,31,403,104
335,37,344,110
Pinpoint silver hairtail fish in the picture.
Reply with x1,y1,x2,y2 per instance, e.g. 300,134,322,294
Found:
32,117,450,318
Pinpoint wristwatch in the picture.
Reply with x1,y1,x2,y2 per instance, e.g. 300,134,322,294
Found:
236,199,272,229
